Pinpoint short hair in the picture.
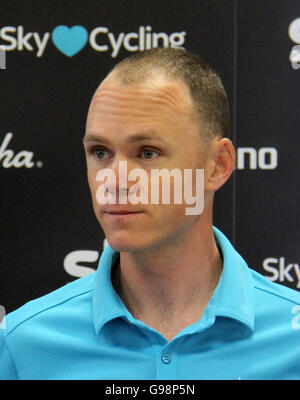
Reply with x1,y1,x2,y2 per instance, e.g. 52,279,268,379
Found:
111,48,230,139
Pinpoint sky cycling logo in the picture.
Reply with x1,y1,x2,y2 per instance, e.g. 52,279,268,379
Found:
0,25,186,58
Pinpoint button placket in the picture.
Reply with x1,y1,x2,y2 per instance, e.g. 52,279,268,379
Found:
156,345,178,379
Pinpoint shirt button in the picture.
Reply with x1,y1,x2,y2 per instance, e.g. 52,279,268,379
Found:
161,353,172,364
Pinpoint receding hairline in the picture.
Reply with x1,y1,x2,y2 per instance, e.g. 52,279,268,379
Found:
104,48,230,140
97,68,212,141
101,67,195,108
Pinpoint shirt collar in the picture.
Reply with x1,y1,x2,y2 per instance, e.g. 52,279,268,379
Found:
92,244,130,335
92,226,255,335
209,227,255,331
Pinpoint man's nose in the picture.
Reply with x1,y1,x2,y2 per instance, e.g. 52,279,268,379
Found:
106,158,139,198
110,159,128,192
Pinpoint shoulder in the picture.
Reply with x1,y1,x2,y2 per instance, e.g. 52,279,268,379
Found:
250,268,300,305
4,272,96,337
0,273,96,380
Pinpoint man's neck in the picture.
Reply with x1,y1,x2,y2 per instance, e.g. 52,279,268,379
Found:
111,224,223,341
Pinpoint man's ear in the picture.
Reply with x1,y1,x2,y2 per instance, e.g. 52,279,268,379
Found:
205,138,235,192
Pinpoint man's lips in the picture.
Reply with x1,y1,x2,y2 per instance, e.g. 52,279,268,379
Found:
104,208,143,215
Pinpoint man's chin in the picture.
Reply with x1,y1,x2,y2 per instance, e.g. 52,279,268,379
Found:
104,233,153,253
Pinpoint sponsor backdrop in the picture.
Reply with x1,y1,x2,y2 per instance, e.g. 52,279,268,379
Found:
1,0,299,314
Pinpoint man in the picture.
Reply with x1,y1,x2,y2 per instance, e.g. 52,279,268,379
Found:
1,48,299,380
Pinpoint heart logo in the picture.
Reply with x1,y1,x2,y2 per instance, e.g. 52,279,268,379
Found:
52,25,88,57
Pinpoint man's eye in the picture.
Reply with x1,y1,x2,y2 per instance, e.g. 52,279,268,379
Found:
140,149,159,160
94,148,109,159
89,147,159,160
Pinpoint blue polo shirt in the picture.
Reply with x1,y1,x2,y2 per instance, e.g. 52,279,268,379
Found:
1,227,300,380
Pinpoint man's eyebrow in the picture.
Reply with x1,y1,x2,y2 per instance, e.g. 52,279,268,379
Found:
83,132,166,145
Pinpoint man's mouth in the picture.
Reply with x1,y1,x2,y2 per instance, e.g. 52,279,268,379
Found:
104,208,143,216
107,211,141,215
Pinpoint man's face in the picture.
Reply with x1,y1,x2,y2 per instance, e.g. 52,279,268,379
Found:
83,73,212,252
